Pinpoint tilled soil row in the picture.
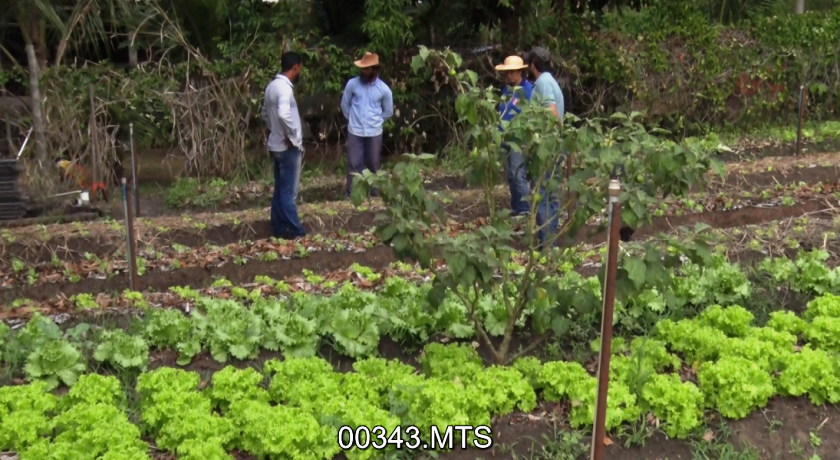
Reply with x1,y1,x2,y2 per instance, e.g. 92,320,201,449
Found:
1,198,834,304
4,160,840,264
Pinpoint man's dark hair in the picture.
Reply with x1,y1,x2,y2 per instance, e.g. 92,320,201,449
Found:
281,52,302,73
530,55,552,74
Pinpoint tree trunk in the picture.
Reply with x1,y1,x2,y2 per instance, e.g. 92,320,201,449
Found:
25,44,48,166
795,0,805,14
0,59,12,158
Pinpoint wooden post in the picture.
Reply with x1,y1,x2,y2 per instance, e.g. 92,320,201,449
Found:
795,0,805,14
89,84,99,195
590,176,622,460
25,44,47,165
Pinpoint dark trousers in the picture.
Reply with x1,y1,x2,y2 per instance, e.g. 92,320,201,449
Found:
345,132,383,198
270,147,306,238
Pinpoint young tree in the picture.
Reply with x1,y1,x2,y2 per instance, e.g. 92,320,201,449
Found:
351,46,723,365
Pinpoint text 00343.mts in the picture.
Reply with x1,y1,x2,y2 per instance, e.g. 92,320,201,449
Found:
337,425,493,451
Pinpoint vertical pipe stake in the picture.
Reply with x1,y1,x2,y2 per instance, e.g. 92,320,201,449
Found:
590,176,622,460
121,178,138,291
796,85,806,156
129,123,140,217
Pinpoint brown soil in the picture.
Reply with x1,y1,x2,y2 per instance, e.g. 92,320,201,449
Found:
2,199,835,304
5,158,840,265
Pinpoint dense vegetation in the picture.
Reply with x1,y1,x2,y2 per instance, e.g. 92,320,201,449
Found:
3,0,840,181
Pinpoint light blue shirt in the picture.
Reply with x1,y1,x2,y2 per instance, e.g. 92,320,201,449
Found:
533,72,565,120
340,76,394,137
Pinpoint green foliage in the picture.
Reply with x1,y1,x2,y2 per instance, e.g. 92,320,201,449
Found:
356,46,719,365
362,0,414,57
420,342,482,380
777,345,840,405
656,318,728,364
252,298,320,358
64,374,125,408
641,374,705,439
698,356,775,419
23,338,86,390
209,366,270,413
193,297,264,362
0,382,58,452
228,399,338,459
93,329,149,370
804,293,840,320
804,316,840,353
697,305,755,337
760,250,840,295
673,257,752,308
766,310,807,336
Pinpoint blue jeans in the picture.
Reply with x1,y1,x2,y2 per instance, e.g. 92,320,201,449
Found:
270,148,306,237
534,154,565,245
502,145,530,215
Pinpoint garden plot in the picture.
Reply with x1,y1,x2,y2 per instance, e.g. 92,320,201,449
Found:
3,146,840,459
1,244,840,459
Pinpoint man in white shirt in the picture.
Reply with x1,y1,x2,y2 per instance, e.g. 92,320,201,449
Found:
262,52,306,240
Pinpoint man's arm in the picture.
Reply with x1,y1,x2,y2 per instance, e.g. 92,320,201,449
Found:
534,80,561,121
340,78,355,120
381,84,394,120
277,85,302,148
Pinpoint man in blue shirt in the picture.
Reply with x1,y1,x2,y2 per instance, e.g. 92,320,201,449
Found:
495,55,534,217
524,46,565,246
340,52,394,198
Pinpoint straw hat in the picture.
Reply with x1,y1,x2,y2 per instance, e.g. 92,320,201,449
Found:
354,52,380,68
495,56,528,71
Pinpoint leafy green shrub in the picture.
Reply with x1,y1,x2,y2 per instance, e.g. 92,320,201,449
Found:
210,366,269,413
93,329,149,370
805,316,840,353
673,258,752,308
23,338,86,390
64,374,124,408
0,382,58,451
655,319,728,363
420,342,483,381
36,401,148,459
252,298,320,358
472,366,537,415
777,345,840,405
766,310,807,336
720,336,792,373
641,374,705,439
193,297,264,362
698,305,754,337
265,357,340,414
804,293,840,320
698,356,775,419
228,399,338,459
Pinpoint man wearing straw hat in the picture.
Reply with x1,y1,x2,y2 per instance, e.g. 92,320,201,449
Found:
495,55,534,217
340,51,394,199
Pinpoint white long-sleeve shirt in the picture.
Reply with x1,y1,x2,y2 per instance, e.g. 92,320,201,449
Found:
262,74,303,152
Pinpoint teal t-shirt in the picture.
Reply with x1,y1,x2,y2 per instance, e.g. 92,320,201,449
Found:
533,72,565,120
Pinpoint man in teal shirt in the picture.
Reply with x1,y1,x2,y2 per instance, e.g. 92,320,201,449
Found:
524,47,565,246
